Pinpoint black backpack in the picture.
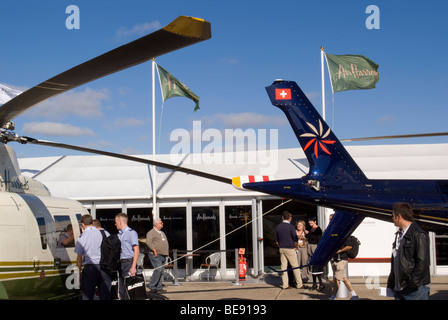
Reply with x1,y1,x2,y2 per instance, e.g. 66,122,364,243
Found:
100,230,121,272
347,236,361,259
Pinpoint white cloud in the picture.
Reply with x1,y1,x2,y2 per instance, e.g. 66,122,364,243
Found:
375,115,395,124
220,56,239,65
116,21,161,39
24,88,109,120
22,122,94,137
112,117,145,127
83,140,115,150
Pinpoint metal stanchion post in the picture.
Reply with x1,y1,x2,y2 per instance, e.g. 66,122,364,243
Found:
234,248,240,286
173,249,179,286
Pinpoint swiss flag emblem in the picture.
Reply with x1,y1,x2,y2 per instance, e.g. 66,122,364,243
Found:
275,88,291,100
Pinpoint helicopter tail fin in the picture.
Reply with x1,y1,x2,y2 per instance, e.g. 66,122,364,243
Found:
265,80,368,184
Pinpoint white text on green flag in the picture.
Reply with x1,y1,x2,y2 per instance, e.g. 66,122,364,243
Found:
325,54,379,93
156,64,200,111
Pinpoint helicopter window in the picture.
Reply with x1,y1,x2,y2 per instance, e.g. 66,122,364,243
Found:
55,215,75,248
35,217,48,250
76,213,83,234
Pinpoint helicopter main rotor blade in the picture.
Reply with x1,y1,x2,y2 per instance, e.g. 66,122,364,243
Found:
341,132,448,142
0,16,211,128
20,136,233,185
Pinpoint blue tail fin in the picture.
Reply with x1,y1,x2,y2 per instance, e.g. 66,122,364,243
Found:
265,80,368,184
309,210,364,267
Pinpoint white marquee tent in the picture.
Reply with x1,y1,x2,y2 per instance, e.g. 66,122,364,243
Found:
18,143,448,276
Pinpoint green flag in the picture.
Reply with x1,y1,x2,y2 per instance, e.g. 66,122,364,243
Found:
325,54,379,93
156,64,200,111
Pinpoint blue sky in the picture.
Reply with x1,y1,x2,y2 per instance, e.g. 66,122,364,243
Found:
1,0,448,159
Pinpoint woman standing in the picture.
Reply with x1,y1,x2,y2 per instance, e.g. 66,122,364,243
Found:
296,220,309,283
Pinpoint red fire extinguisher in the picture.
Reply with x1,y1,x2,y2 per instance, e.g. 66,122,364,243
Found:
238,248,246,281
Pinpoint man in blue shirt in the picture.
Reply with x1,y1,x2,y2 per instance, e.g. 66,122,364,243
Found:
75,214,111,300
115,212,140,300
274,211,304,290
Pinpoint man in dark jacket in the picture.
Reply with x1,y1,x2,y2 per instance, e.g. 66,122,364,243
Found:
387,202,431,300
274,211,304,290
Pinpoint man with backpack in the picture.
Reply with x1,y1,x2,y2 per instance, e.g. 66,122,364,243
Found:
94,219,122,299
328,214,359,300
75,214,111,300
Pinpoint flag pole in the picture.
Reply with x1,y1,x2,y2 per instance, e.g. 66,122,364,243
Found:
151,59,158,220
320,46,326,121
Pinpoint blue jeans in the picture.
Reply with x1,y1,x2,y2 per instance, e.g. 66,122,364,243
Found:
395,285,430,300
148,254,166,291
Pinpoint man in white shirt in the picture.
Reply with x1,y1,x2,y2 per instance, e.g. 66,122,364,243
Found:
115,212,140,300
75,214,110,300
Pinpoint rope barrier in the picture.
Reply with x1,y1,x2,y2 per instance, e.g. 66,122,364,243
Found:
151,199,293,271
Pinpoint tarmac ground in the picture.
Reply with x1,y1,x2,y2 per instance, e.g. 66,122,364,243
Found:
151,273,448,301
141,274,448,318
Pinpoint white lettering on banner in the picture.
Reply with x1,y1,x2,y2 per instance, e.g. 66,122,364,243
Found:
336,63,379,80
196,214,217,221
229,214,247,219
130,215,151,222
161,216,184,221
